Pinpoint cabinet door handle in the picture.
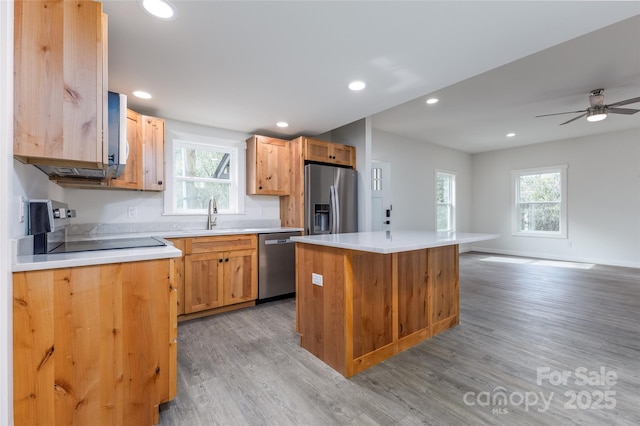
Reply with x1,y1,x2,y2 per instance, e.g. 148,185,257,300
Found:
158,180,163,185
219,258,223,263
225,258,229,262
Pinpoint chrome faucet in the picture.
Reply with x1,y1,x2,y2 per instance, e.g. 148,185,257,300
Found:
207,197,218,229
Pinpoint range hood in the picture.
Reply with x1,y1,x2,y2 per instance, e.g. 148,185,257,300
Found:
37,92,128,180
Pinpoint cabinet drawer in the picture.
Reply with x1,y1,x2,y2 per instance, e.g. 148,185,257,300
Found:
185,234,256,254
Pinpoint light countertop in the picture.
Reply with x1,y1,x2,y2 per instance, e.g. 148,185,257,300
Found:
290,231,499,254
13,227,302,272
13,242,182,272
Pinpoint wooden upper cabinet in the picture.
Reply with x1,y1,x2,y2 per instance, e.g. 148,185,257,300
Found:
13,0,108,169
110,108,143,189
246,135,290,195
108,111,165,191
142,115,166,191
304,138,356,168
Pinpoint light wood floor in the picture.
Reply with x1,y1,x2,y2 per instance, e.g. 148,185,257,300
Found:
159,252,640,425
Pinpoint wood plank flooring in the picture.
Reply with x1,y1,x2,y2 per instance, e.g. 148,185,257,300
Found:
159,252,640,425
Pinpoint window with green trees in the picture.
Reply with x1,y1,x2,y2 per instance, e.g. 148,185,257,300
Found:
512,165,567,238
170,140,240,213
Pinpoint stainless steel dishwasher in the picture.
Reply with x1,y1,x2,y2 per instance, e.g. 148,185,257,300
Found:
257,231,301,303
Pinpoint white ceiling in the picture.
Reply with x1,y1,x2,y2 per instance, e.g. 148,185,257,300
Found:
102,1,640,153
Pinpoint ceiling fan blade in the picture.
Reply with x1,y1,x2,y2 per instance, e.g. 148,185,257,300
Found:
607,96,640,108
559,113,587,125
535,110,587,118
607,107,640,115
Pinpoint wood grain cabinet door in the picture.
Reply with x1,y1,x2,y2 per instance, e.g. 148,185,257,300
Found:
110,108,143,189
184,252,224,313
223,248,258,305
304,138,356,168
246,135,290,195
12,260,174,426
142,115,166,191
330,144,356,167
305,139,332,163
13,0,106,168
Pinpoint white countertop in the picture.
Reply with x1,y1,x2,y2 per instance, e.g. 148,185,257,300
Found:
13,227,302,272
290,231,499,254
13,243,182,272
65,227,302,241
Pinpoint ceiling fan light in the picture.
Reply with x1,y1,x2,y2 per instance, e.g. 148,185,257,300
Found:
141,0,176,19
586,110,607,122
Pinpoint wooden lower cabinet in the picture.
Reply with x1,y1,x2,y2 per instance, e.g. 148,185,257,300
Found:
184,251,224,312
171,235,258,318
13,259,177,426
296,243,459,378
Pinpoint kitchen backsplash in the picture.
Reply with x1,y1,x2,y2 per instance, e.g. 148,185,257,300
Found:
67,219,282,237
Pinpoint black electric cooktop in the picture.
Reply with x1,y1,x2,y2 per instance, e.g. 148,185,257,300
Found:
49,236,166,254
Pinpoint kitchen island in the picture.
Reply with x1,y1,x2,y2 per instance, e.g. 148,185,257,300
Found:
291,231,497,378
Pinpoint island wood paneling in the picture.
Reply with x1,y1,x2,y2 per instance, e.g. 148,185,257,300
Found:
349,251,393,358
397,250,429,339
296,243,346,374
429,245,459,336
296,243,459,378
13,259,175,426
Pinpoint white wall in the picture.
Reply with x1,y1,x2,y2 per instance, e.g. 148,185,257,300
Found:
471,128,640,267
371,129,473,232
25,119,283,229
12,160,66,238
1,1,13,422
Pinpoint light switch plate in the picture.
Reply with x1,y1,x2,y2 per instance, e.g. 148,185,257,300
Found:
312,273,323,286
18,196,26,223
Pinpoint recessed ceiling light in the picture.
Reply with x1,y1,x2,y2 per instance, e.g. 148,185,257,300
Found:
141,0,176,19
506,133,516,137
348,81,366,91
133,90,152,99
276,122,289,128
426,98,439,105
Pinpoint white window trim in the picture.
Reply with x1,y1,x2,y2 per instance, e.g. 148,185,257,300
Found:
435,169,456,233
511,165,567,239
164,136,246,215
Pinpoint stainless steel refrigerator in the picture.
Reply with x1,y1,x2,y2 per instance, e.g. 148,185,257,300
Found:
305,164,358,235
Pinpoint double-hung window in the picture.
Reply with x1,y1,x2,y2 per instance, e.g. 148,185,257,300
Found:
166,139,243,214
436,171,456,232
512,165,567,238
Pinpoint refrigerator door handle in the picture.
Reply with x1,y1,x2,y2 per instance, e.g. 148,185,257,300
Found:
330,185,340,234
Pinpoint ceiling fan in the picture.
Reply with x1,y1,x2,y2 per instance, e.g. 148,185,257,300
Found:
536,89,640,125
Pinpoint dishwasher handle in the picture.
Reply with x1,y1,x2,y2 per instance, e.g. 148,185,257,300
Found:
264,238,294,245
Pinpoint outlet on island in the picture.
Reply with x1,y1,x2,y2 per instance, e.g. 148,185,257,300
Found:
312,273,323,286
127,206,138,218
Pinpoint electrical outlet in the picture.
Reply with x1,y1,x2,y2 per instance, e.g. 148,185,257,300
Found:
127,206,137,218
312,273,323,286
